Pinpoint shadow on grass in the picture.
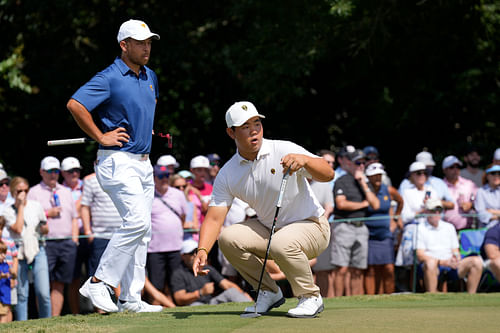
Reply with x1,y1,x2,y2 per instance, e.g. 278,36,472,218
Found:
171,310,288,319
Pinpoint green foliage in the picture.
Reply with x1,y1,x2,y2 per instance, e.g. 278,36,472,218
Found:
1,0,500,183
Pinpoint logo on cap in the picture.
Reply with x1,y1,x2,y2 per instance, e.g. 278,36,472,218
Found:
271,168,276,174
241,105,248,111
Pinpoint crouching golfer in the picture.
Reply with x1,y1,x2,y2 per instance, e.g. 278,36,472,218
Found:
193,101,333,318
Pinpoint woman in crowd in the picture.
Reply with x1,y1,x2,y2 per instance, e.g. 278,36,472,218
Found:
474,164,500,229
364,163,404,294
2,177,51,320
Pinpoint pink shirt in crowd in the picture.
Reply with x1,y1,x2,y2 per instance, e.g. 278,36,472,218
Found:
27,182,77,239
149,187,188,253
443,176,478,230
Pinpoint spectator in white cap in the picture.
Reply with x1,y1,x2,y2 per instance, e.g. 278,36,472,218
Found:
60,157,86,315
474,165,500,228
399,151,454,206
157,154,179,174
27,156,79,317
416,198,483,293
189,155,213,231
395,161,453,291
364,163,403,295
193,101,334,318
493,148,500,165
66,17,161,314
441,155,477,231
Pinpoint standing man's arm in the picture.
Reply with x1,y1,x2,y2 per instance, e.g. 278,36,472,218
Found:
192,205,230,276
66,99,130,147
281,154,334,182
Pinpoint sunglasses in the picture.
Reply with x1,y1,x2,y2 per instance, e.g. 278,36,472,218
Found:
45,169,60,174
489,171,500,176
174,185,186,190
413,171,427,176
354,160,365,166
0,180,9,187
16,189,28,194
156,173,170,179
65,168,81,174
447,165,461,170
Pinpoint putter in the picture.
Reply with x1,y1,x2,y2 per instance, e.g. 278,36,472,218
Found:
240,168,291,318
47,137,94,146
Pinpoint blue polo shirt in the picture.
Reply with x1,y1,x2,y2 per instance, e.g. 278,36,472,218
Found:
71,57,159,154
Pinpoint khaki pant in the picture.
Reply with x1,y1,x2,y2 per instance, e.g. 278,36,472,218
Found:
219,216,330,297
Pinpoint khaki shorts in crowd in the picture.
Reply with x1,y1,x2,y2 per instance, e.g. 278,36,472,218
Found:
0,302,9,315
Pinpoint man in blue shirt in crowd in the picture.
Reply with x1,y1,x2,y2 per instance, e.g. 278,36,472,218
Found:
67,19,162,313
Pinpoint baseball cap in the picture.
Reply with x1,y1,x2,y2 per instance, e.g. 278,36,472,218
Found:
486,165,500,174
61,157,82,171
225,101,265,128
157,155,179,168
425,198,443,211
494,148,500,161
0,169,9,181
154,165,170,177
190,155,210,169
365,163,386,176
416,151,436,167
409,161,426,173
363,146,379,157
207,153,221,164
178,170,194,179
442,155,463,169
338,145,356,157
180,239,198,255
346,149,365,162
41,156,60,171
117,19,160,43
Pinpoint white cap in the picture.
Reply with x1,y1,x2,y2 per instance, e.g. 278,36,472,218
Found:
442,155,463,169
409,161,426,173
180,239,198,254
157,155,179,168
494,148,500,161
117,19,160,43
0,169,9,181
225,101,265,128
61,157,82,171
365,162,386,176
425,198,443,211
190,155,210,169
416,151,435,167
40,156,60,171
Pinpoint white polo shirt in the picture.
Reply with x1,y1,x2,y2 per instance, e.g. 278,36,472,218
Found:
416,219,459,260
210,139,325,228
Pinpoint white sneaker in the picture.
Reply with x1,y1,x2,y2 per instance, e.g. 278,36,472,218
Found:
118,300,163,313
79,277,119,313
287,295,324,318
244,288,285,314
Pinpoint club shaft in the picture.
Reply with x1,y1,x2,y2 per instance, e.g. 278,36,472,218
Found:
47,138,93,146
253,169,290,312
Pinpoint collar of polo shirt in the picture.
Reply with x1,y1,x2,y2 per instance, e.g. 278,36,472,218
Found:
237,138,271,163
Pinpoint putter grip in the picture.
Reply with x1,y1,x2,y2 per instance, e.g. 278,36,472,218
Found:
276,169,291,208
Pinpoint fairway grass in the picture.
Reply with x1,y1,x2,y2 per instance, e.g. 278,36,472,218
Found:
3,293,500,333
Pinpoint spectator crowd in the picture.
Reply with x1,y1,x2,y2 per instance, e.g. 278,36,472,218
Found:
0,145,499,322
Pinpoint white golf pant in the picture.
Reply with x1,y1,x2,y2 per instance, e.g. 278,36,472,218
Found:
94,150,154,302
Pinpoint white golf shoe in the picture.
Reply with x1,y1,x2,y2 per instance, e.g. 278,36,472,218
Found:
287,295,324,318
79,277,118,313
117,300,163,313
244,288,285,314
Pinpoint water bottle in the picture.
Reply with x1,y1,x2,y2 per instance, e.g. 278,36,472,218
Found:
53,189,60,207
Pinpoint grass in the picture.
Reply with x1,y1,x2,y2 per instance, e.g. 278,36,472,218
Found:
2,293,500,333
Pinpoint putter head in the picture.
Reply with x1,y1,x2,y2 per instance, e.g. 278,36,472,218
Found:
240,311,261,318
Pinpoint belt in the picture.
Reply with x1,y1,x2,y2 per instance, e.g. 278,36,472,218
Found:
345,221,364,227
97,149,149,161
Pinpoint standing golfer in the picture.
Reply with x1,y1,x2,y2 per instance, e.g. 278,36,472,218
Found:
193,101,333,318
66,19,162,313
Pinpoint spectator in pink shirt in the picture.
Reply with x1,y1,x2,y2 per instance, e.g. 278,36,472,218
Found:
442,156,478,231
147,165,188,305
27,156,78,317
